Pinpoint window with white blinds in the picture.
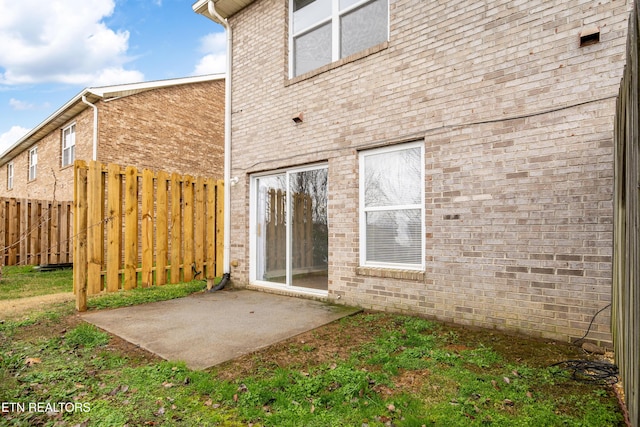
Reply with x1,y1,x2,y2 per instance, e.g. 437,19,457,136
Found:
359,142,424,269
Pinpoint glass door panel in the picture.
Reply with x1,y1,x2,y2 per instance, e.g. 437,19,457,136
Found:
255,174,287,284
289,168,328,290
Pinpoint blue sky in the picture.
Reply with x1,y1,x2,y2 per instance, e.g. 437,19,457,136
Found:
0,0,226,154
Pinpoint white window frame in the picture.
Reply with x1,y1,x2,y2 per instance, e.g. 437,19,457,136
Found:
289,0,389,77
7,161,13,190
249,163,329,296
28,147,37,181
62,123,76,167
359,142,425,270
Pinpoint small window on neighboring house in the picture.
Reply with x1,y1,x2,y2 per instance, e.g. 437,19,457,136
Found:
29,147,37,181
62,123,75,167
290,0,388,77
359,142,424,269
7,162,13,190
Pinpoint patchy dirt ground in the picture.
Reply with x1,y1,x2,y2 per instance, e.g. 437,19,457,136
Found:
211,312,600,379
0,292,75,319
2,292,613,377
1,292,629,425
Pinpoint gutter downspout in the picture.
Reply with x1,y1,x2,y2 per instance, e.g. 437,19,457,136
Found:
206,0,232,290
81,95,98,160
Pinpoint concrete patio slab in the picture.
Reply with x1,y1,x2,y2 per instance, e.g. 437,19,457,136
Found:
81,289,359,370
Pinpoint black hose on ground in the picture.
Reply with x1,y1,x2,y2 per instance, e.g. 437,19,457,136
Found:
208,272,230,292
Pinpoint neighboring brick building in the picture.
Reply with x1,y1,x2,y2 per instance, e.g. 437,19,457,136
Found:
0,75,225,201
194,0,631,345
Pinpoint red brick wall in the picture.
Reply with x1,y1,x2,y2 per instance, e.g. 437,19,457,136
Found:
0,79,224,201
97,80,224,177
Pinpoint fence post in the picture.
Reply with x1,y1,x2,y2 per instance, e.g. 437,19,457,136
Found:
74,160,88,311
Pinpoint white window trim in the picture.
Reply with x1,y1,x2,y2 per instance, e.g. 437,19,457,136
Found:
359,142,425,270
288,0,389,77
7,161,13,190
62,123,76,167
28,147,37,181
249,163,329,296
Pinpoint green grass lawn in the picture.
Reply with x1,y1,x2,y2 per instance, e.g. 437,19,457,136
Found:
0,265,74,300
0,274,625,426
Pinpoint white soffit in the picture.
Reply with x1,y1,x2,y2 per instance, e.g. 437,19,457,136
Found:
192,0,257,23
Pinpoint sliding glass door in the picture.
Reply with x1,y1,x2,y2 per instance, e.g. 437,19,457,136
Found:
252,165,328,292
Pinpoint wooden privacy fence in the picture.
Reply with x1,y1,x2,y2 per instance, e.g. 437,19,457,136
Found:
613,2,640,426
265,189,314,273
73,160,224,311
0,197,73,267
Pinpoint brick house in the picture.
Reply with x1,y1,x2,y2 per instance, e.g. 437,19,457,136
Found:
0,74,225,201
194,0,631,345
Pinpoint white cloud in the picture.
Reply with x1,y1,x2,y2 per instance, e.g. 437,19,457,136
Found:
0,126,30,155
0,0,143,86
193,32,227,75
9,98,34,111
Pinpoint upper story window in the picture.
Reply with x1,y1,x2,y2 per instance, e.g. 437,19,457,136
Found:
7,162,13,190
62,123,76,167
290,0,388,77
29,147,37,181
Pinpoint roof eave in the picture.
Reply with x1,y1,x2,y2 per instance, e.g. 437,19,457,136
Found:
192,0,257,23
0,74,225,166
0,90,99,166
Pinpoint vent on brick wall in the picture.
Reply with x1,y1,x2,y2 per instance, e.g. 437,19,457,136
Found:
579,26,600,47
292,112,304,123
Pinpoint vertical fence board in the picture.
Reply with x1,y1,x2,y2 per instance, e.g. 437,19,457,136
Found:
0,199,5,266
195,177,205,280
156,171,169,286
205,178,215,279
8,198,17,265
50,204,60,264
141,169,154,287
613,3,640,426
74,160,88,310
59,203,69,263
106,164,122,292
29,201,38,265
124,166,138,290
183,175,194,282
41,202,50,266
170,173,182,284
18,200,28,264
87,161,103,295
